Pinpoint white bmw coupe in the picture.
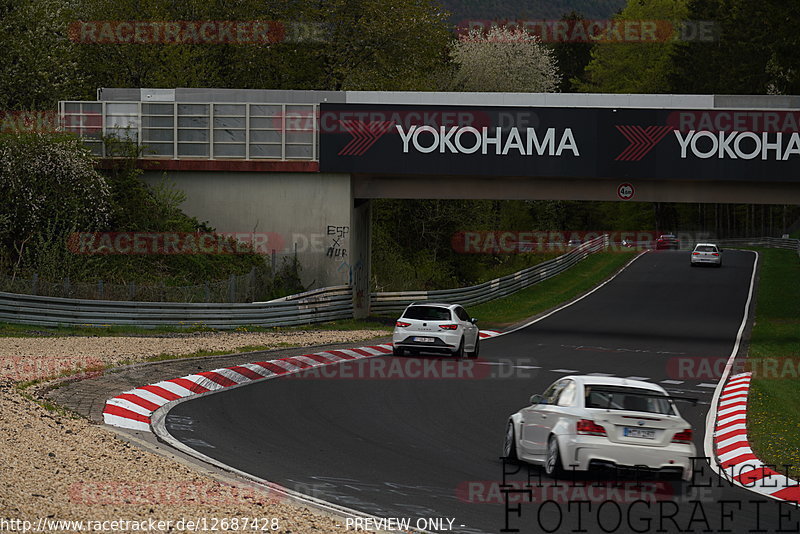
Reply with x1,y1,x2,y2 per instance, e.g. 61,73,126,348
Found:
503,376,696,480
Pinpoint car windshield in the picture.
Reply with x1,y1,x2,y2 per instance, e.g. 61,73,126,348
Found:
584,386,675,415
402,306,452,321
696,245,717,252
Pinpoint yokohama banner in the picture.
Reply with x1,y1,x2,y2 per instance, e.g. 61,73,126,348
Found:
319,103,800,181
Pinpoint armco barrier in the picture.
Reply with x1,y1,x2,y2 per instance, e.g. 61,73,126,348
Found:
1,236,793,328
369,236,607,315
0,285,354,329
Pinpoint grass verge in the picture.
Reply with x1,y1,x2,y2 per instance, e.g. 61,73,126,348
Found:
468,251,638,328
741,248,800,477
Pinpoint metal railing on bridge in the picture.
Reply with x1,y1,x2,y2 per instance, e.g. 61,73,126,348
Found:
59,101,319,160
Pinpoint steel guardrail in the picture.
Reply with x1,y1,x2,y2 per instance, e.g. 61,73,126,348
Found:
1,236,794,328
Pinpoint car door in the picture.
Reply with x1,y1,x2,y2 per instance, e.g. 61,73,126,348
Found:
519,380,566,457
455,306,478,349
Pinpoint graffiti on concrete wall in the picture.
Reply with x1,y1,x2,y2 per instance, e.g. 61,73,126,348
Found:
326,225,349,259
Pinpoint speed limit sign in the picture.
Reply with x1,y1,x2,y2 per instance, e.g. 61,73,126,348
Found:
617,183,634,200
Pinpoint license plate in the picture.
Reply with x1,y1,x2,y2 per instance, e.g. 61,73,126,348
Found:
624,427,655,439
413,337,435,343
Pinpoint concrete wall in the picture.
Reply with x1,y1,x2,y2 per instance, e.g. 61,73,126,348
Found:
141,171,355,290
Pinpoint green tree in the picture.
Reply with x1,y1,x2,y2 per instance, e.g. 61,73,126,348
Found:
551,10,594,92
670,0,800,94
577,0,688,93
0,0,86,109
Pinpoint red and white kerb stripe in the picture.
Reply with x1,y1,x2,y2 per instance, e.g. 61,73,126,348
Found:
478,330,501,339
103,344,394,432
713,372,800,501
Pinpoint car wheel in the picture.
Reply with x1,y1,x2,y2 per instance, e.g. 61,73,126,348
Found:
392,346,403,356
469,337,480,358
453,337,465,358
544,435,564,478
716,263,722,268
503,421,518,461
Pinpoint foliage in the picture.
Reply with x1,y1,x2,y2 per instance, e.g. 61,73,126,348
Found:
448,26,560,92
0,133,110,276
577,0,688,93
0,0,86,110
669,0,800,94
550,11,594,92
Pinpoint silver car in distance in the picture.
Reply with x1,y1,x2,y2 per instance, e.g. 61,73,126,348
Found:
691,243,722,267
503,376,696,480
392,302,480,358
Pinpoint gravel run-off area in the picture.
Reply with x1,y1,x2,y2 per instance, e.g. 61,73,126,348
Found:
0,330,388,533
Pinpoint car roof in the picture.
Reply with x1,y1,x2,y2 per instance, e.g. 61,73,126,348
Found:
561,375,667,393
694,243,718,247
408,302,457,309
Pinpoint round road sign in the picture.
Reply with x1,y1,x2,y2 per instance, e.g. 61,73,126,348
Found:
617,183,634,200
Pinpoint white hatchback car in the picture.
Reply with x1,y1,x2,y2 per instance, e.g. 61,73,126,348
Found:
691,243,722,267
503,376,696,480
392,302,480,358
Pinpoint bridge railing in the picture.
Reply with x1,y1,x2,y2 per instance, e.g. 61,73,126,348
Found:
59,101,319,161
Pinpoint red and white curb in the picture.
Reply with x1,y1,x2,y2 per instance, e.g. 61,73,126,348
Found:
103,343,394,432
104,330,503,432
713,372,800,501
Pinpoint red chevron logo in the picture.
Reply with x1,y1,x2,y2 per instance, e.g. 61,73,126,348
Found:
338,120,395,156
614,125,675,161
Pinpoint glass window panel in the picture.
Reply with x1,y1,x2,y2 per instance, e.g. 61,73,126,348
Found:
143,129,173,142
105,127,137,141
142,143,174,156
249,144,282,158
286,105,313,115
249,117,280,129
86,143,103,156
284,114,314,131
213,116,245,129
250,130,282,143
63,103,81,113
177,104,208,115
286,132,312,144
107,103,138,115
213,143,245,157
214,129,246,143
285,144,312,158
82,103,102,113
249,104,281,116
178,129,208,142
106,115,138,129
178,143,209,157
142,116,173,128
214,104,245,115
142,103,174,115
178,116,208,128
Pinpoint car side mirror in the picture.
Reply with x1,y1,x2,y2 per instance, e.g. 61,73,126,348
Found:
529,394,543,405
470,318,478,324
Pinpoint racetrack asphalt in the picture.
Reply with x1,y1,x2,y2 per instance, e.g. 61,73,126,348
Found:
165,250,799,533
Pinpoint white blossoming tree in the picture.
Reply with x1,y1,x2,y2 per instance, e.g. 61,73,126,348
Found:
0,134,111,275
449,26,561,93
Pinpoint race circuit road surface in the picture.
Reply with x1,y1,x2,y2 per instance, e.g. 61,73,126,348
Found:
165,250,799,534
